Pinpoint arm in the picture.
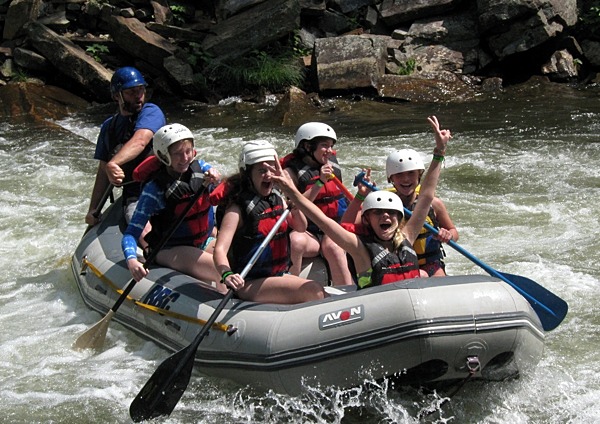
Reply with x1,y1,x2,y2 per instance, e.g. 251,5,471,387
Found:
283,165,327,203
273,161,369,266
286,199,308,232
341,168,373,225
106,128,155,185
431,197,459,243
403,116,451,245
121,182,164,281
85,161,110,225
213,204,245,291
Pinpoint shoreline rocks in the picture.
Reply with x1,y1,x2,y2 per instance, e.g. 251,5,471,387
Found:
0,0,597,121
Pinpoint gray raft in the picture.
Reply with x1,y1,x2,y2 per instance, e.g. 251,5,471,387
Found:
71,198,545,395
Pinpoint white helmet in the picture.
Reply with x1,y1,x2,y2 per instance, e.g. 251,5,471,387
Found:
362,191,404,217
294,122,337,148
153,123,194,166
385,149,425,179
239,140,277,170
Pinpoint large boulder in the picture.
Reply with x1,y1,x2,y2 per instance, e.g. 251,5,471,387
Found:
25,22,112,102
0,82,89,121
315,34,388,91
3,0,42,40
103,15,178,70
200,0,300,61
477,0,578,59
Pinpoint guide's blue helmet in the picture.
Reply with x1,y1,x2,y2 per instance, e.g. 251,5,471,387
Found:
110,67,147,96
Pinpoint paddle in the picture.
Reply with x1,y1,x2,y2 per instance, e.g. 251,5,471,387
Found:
129,206,292,422
329,174,355,202
73,181,210,351
353,172,568,331
84,183,114,234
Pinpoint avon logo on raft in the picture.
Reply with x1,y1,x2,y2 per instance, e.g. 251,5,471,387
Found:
319,305,364,330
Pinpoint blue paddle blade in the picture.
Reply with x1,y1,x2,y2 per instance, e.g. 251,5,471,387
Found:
500,272,568,331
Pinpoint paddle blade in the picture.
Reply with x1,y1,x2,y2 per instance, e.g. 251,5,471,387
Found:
72,310,115,351
500,272,568,331
129,347,195,422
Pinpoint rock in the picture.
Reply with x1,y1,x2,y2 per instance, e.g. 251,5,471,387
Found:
0,82,89,121
13,47,50,72
272,85,320,126
376,71,476,102
541,49,578,80
200,0,300,61
378,0,457,27
3,0,42,40
315,34,388,91
103,15,178,70
25,21,112,102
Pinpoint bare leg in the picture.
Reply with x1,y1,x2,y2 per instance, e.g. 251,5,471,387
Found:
235,274,327,304
321,235,354,286
288,230,320,275
156,245,227,294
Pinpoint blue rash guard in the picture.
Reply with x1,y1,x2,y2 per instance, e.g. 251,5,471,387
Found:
121,159,213,261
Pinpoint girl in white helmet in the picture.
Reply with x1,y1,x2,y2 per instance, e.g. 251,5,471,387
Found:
384,145,459,277
280,122,354,286
211,141,327,304
121,123,227,294
271,116,451,288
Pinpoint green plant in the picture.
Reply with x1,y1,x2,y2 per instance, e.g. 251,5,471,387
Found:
580,2,600,37
206,49,305,92
170,3,190,26
290,31,312,57
85,44,109,63
397,58,417,76
12,68,29,82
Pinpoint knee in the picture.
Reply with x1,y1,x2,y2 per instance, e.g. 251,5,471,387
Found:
303,281,326,301
290,232,307,253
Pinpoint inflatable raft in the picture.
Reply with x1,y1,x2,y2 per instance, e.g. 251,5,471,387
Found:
71,197,545,395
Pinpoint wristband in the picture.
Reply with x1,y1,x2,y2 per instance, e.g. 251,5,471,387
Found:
314,179,325,188
220,271,233,283
432,154,445,162
355,192,366,202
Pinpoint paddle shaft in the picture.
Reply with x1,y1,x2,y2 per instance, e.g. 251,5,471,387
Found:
355,174,567,330
329,174,354,201
130,207,292,421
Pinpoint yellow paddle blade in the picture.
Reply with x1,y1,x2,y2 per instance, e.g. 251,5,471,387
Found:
72,309,115,351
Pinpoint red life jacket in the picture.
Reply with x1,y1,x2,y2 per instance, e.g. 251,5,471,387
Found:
134,157,213,249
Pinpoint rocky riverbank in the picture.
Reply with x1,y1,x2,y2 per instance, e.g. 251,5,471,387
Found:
0,0,598,123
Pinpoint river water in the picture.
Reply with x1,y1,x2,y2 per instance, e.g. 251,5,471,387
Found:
0,80,598,423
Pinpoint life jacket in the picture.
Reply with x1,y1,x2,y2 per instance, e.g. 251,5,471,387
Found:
281,152,348,231
229,191,290,280
347,223,420,289
107,111,152,201
409,185,444,266
138,158,213,249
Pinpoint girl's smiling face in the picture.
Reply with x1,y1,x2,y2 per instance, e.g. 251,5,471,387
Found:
250,161,276,197
389,170,421,199
168,139,195,174
308,138,335,165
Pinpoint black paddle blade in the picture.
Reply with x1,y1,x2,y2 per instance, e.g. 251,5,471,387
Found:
501,272,568,331
129,347,195,422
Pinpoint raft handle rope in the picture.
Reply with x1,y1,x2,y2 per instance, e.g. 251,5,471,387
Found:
416,356,480,420
81,257,235,334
